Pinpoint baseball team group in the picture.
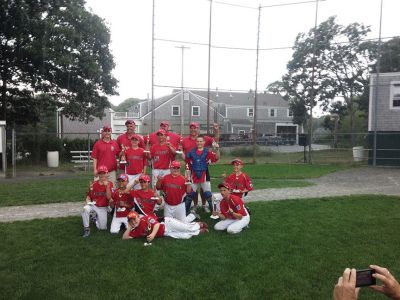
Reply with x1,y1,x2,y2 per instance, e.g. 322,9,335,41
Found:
81,120,254,243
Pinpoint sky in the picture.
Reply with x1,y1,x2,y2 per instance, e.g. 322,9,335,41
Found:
85,0,400,106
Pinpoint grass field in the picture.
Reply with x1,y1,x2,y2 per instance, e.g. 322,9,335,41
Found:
0,163,345,207
1,195,399,299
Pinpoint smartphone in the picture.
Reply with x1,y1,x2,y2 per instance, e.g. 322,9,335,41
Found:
356,269,376,287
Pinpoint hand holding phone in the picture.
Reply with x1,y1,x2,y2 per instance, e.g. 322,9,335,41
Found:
356,269,376,287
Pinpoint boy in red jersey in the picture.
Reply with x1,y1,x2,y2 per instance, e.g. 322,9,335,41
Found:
184,136,220,214
91,126,121,185
214,183,250,234
130,175,162,217
109,173,134,234
222,158,253,200
144,121,181,148
125,134,147,189
82,165,113,237
148,129,176,189
122,211,208,241
156,160,197,223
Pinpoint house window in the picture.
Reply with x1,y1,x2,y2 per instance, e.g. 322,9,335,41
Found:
238,130,245,135
247,107,254,117
270,108,277,117
287,109,293,117
391,81,400,109
192,106,200,117
172,105,180,116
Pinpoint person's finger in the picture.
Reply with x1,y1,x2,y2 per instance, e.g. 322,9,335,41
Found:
370,285,385,293
373,272,392,286
349,268,357,285
370,265,390,276
355,287,360,297
343,268,351,282
337,276,343,285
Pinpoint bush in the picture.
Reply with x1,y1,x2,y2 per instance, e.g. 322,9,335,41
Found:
230,146,272,157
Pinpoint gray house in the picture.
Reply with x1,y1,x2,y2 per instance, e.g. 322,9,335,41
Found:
368,72,400,165
59,90,299,141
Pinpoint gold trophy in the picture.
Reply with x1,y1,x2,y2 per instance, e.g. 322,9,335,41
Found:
176,137,183,155
144,134,150,153
119,145,127,165
185,163,192,185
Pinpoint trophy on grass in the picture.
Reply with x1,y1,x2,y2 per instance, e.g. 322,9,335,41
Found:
210,193,222,219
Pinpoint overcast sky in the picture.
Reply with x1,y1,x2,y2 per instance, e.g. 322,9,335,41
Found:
85,0,400,106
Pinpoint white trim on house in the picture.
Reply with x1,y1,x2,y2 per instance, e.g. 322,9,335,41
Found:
192,105,200,117
171,105,181,116
390,81,400,110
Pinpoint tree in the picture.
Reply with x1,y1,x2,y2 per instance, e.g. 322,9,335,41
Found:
113,97,143,112
0,0,118,126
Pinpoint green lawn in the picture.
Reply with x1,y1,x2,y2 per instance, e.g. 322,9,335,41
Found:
0,162,346,207
1,195,399,299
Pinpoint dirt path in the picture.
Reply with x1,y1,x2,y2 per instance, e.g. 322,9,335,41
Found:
1,167,399,223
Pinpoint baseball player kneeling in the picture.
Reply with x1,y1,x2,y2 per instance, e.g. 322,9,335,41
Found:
109,173,134,234
81,165,113,237
122,211,208,241
214,182,250,234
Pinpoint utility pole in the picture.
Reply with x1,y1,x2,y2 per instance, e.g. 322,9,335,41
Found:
176,45,190,135
206,0,213,135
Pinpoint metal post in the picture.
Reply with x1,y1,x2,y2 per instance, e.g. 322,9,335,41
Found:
373,0,384,167
252,4,261,164
0,121,6,177
207,0,213,135
176,45,190,135
151,0,155,133
308,0,320,164
12,128,16,178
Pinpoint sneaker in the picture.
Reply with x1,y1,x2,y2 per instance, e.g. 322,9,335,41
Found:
191,212,201,221
82,228,90,238
191,205,198,213
202,205,210,213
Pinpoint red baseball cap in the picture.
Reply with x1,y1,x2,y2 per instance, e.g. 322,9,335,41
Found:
189,122,200,128
170,161,181,168
231,158,244,165
139,175,151,182
125,120,136,125
218,182,231,190
117,174,129,181
127,211,139,220
130,134,140,141
102,126,112,132
156,129,166,136
160,121,169,127
97,165,109,174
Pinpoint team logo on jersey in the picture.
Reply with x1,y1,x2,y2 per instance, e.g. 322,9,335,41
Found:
236,205,241,210
111,146,115,152
149,218,156,224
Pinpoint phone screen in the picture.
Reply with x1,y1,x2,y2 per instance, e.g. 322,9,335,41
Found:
356,269,376,287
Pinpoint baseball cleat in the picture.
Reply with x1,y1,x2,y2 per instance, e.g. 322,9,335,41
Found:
82,229,90,238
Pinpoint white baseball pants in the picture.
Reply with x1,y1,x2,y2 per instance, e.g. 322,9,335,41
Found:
214,213,250,234
164,202,196,223
82,204,108,230
163,217,200,239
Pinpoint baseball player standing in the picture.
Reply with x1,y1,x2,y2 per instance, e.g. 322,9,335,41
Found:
82,165,113,237
109,173,134,234
122,211,208,241
222,158,253,200
124,134,147,189
214,182,250,234
156,160,197,223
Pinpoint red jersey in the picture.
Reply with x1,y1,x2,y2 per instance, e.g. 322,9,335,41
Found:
182,135,214,155
111,189,134,217
150,144,175,169
91,139,121,172
125,147,147,175
130,189,158,216
117,132,145,149
186,149,218,183
224,172,254,198
88,181,113,207
220,194,248,219
145,131,181,148
128,215,165,238
158,174,187,206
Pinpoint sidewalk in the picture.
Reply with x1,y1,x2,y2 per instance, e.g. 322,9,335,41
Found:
1,167,399,223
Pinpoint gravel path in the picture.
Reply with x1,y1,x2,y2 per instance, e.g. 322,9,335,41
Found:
1,167,399,223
